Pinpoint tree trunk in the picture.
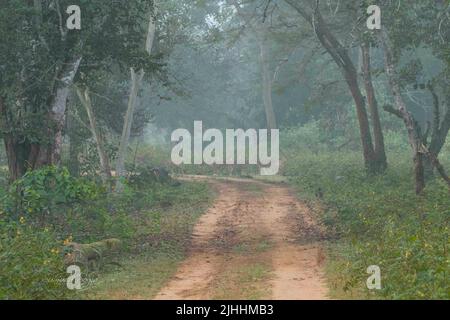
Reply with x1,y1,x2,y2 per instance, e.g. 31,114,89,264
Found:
429,109,450,155
1,5,81,181
343,63,377,172
0,97,41,181
115,69,145,192
283,0,379,173
379,29,427,194
4,137,28,182
230,0,277,130
115,9,156,193
413,152,426,195
76,87,112,185
381,32,449,192
37,57,82,167
424,86,450,177
361,42,387,173
67,113,80,177
426,150,450,188
259,40,277,130
2,134,42,182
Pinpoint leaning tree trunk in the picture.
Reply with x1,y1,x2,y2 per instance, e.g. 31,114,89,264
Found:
361,42,387,173
342,61,377,172
76,87,112,185
379,29,428,194
115,9,156,193
114,69,144,192
37,57,82,167
424,86,450,178
283,0,379,173
314,14,376,173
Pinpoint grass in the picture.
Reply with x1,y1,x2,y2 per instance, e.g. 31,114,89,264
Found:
1,128,448,300
212,262,271,300
232,239,273,255
283,147,450,300
213,233,274,300
84,181,214,299
252,175,290,184
84,253,182,299
0,165,214,299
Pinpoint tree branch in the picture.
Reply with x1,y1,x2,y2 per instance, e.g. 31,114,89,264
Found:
427,82,440,135
53,0,67,41
383,104,402,119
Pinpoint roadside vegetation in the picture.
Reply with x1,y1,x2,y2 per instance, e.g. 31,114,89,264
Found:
0,0,448,301
0,164,212,299
282,124,450,299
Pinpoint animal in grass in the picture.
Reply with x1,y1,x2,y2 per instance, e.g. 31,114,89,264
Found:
64,238,122,270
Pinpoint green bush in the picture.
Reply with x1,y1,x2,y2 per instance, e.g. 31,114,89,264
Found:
281,126,449,299
3,166,99,224
0,161,212,299
0,166,134,299
0,222,73,299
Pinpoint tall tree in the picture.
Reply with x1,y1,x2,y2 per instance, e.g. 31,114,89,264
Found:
378,1,450,193
115,7,158,193
229,0,278,129
361,40,387,172
283,0,387,173
0,0,154,181
75,87,112,185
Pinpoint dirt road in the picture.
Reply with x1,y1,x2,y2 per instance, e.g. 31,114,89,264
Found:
155,177,329,300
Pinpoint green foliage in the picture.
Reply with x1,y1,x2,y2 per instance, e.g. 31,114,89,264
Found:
63,199,135,244
0,222,72,300
84,180,213,299
0,164,212,299
282,130,450,299
3,166,99,224
0,166,103,299
281,121,356,153
78,141,117,180
0,0,161,171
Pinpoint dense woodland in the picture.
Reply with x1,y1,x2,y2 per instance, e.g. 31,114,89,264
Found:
0,0,449,300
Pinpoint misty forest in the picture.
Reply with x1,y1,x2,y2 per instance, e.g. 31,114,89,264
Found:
0,0,449,300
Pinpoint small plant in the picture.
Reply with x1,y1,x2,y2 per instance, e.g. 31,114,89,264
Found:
3,166,100,225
